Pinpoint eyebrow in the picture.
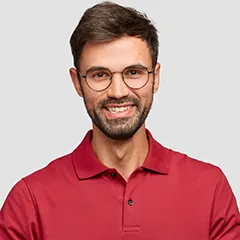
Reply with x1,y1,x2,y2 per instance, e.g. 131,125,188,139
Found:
85,64,148,74
86,66,108,74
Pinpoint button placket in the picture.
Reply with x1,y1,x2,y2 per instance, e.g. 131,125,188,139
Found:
122,178,140,232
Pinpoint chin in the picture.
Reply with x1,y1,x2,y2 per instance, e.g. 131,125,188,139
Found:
98,123,143,141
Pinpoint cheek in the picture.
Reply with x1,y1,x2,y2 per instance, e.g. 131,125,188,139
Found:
84,96,97,110
134,84,153,104
143,92,153,106
82,88,104,110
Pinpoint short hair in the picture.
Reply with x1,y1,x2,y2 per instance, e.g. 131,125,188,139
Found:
70,1,159,69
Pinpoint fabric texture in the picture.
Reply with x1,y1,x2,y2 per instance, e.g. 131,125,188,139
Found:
1,130,240,239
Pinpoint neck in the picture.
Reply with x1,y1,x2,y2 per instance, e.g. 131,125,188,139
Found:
91,124,149,181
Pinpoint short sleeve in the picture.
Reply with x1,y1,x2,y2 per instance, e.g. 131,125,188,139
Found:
0,179,40,240
210,169,240,239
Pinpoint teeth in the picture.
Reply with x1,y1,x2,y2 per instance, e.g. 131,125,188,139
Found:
107,106,131,113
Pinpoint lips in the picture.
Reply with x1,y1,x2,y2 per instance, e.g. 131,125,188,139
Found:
106,106,131,114
103,103,135,118
104,102,134,112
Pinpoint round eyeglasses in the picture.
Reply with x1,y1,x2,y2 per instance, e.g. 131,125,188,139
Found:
76,65,154,92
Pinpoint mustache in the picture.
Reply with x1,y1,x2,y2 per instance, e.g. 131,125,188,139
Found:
98,97,139,108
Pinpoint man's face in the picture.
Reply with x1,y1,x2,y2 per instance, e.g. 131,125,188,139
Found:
70,36,160,140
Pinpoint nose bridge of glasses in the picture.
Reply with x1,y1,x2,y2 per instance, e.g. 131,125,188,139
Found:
110,70,124,80
107,70,129,96
110,70,127,88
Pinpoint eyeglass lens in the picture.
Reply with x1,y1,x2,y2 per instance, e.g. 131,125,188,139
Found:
86,66,149,91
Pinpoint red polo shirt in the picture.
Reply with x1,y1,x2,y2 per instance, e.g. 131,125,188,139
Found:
1,130,240,239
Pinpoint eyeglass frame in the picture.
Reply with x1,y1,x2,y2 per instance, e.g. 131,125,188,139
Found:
76,64,155,92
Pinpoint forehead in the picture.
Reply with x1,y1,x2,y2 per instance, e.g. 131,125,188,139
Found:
79,36,152,72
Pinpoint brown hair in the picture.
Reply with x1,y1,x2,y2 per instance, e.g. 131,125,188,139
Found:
70,1,159,69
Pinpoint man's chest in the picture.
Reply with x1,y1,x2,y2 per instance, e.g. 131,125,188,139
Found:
36,175,212,240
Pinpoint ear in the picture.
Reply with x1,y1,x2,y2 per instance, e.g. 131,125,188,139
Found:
153,63,161,93
69,67,83,97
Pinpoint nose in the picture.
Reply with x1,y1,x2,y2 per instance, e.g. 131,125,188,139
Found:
106,72,129,99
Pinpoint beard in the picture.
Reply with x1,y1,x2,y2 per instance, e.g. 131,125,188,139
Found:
82,89,154,141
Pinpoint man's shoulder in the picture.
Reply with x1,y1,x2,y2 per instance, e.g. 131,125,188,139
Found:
170,147,216,166
150,132,221,181
23,152,75,187
152,134,220,173
164,145,223,180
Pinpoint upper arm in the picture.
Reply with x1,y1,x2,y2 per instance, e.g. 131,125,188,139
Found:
210,169,240,239
0,179,40,240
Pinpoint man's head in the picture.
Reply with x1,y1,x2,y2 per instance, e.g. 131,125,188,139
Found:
69,1,160,140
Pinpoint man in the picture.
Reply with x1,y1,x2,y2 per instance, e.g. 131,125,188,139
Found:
1,1,240,239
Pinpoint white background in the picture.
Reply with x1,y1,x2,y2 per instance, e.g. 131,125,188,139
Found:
0,0,239,207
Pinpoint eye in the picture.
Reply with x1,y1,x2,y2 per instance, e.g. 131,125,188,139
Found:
124,68,145,78
96,72,106,77
88,70,110,80
126,69,140,75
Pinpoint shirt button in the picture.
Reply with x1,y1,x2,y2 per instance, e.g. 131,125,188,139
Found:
128,199,134,206
111,172,116,177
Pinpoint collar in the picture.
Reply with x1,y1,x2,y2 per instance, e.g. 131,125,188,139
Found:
72,129,169,180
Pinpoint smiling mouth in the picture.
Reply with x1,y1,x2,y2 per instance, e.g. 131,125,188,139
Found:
106,106,132,114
